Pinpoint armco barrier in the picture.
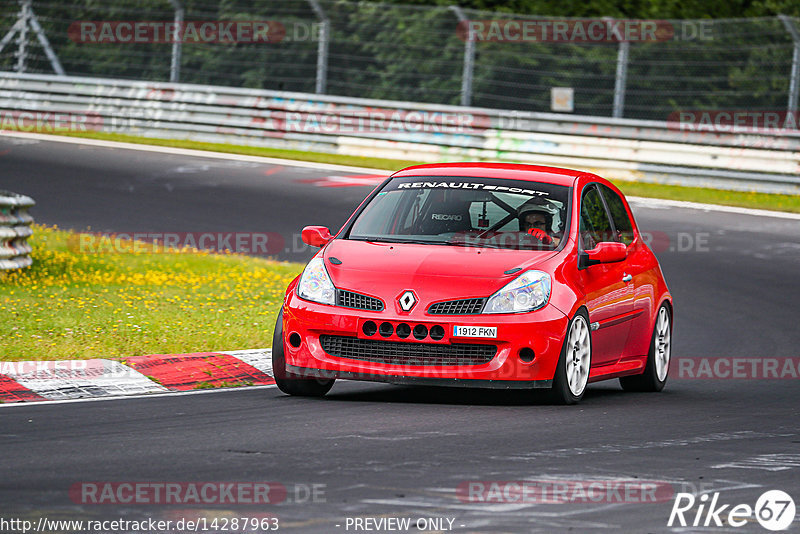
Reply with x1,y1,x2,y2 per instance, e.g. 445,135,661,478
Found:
0,190,35,270
0,72,798,194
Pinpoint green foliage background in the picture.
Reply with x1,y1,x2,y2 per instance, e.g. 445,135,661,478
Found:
1,0,797,120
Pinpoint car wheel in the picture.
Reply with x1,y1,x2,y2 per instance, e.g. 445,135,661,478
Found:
549,310,592,405
272,308,335,397
620,304,671,392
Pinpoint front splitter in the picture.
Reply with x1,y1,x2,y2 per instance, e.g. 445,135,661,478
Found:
286,364,552,389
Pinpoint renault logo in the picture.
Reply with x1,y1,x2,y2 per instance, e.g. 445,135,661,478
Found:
398,290,417,312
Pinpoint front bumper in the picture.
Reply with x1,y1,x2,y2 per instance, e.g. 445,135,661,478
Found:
282,291,569,387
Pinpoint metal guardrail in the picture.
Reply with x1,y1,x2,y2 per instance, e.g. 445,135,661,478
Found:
0,190,34,270
1,2,799,123
0,72,798,194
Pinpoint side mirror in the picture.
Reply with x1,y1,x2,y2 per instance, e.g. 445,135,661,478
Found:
301,226,333,248
578,242,627,269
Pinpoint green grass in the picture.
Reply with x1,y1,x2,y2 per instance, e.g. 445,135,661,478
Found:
0,225,303,361
47,130,800,214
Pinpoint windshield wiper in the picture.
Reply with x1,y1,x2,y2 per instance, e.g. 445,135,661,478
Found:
447,240,503,249
350,236,507,248
349,236,444,245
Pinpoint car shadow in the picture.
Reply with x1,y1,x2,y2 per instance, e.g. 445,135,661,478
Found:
317,382,638,406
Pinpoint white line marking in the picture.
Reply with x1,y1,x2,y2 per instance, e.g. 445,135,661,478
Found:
712,453,800,472
628,196,800,220
0,131,391,174
493,431,793,460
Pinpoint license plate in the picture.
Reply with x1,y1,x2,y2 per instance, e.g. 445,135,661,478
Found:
453,325,497,338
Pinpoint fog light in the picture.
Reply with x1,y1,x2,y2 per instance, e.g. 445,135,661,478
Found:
519,347,535,363
429,325,445,341
413,324,428,340
362,321,378,336
288,332,302,348
396,323,411,338
379,322,394,337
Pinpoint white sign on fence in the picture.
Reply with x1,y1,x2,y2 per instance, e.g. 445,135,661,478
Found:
551,87,574,112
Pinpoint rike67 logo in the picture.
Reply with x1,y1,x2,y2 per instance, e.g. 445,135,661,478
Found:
668,490,796,531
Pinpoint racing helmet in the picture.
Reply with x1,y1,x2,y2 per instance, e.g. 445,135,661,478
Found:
517,199,554,232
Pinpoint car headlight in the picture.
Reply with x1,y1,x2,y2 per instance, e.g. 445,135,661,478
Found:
296,256,336,305
483,270,551,314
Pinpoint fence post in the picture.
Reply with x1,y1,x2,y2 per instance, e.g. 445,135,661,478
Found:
28,7,65,75
605,17,629,118
15,0,31,73
168,0,183,83
307,0,329,94
449,6,474,107
779,15,800,116
0,0,64,75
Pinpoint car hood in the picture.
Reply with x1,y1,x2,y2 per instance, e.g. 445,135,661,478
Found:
322,239,558,306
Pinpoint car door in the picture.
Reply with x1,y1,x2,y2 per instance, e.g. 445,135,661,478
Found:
598,184,653,359
578,184,635,366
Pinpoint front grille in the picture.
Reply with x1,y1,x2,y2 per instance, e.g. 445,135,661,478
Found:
319,335,496,366
337,290,384,311
428,298,486,315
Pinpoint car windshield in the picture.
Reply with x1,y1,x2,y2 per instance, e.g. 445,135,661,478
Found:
347,176,571,250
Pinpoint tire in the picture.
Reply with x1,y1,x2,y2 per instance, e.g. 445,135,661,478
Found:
619,304,671,392
549,310,592,405
272,308,335,397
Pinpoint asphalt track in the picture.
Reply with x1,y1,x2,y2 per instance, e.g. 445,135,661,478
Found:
1,135,799,533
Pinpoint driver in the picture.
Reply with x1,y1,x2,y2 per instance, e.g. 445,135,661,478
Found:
518,200,560,246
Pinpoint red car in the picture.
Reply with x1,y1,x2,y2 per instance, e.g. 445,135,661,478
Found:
273,163,672,404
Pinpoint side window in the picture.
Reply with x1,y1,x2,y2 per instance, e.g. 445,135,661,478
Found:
579,185,614,250
600,184,635,245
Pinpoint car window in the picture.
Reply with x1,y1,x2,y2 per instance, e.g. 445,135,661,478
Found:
599,184,635,245
469,200,511,230
399,189,431,234
348,177,571,251
351,189,405,235
579,185,614,250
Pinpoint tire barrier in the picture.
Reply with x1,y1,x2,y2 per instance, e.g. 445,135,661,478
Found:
0,190,35,270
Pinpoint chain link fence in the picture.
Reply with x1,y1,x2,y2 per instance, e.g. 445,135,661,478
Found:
1,0,798,121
